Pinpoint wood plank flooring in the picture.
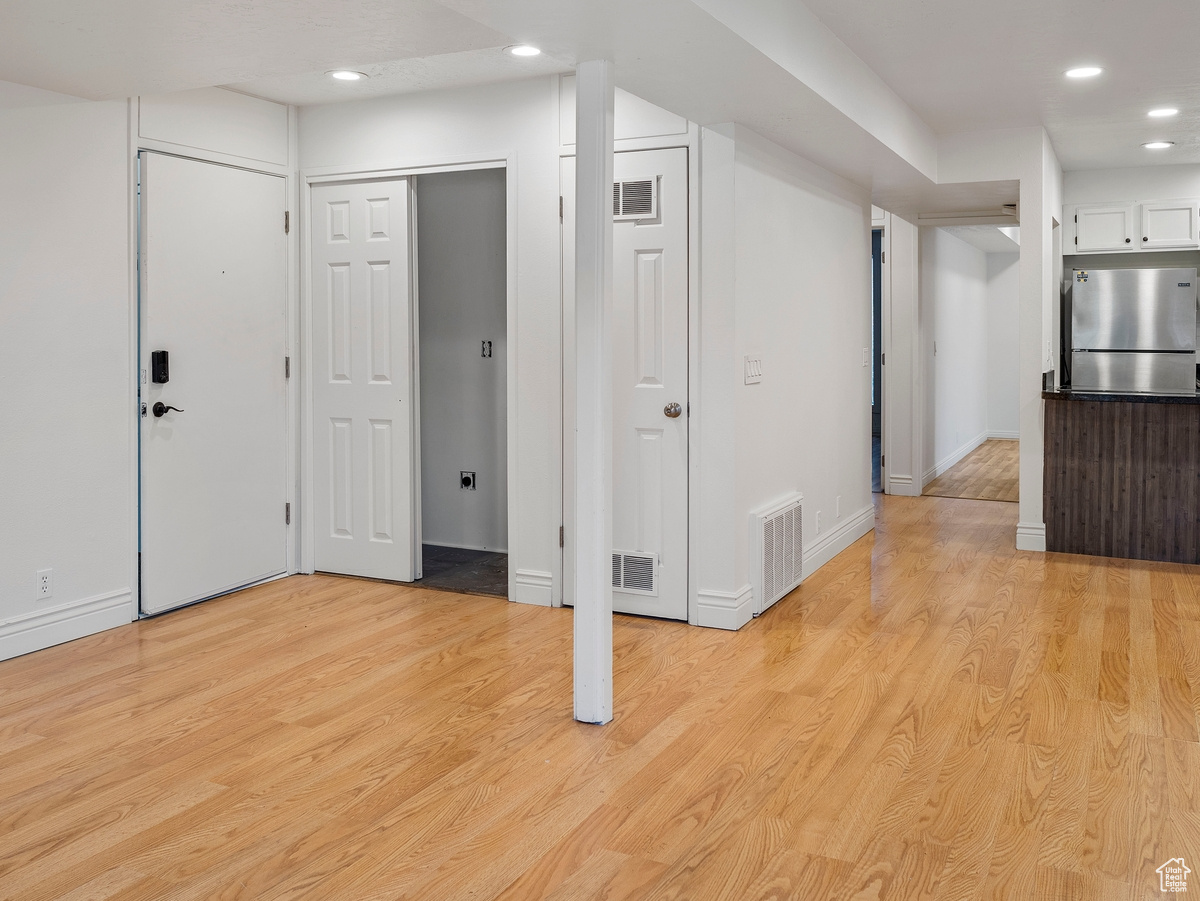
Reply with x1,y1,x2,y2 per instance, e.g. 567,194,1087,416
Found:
2,495,1197,899
924,439,1019,503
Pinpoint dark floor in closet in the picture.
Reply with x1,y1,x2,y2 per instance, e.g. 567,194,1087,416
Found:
419,545,509,598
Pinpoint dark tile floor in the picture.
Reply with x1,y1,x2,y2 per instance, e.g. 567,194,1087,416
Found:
419,544,509,598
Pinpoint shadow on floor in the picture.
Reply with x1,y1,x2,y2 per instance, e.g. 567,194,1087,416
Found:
419,545,508,598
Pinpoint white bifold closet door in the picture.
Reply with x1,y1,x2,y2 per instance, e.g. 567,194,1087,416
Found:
310,178,417,581
139,152,288,615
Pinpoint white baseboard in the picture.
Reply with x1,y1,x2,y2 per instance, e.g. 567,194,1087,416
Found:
512,569,553,606
923,430,988,486
886,474,920,497
0,589,133,662
694,584,753,631
422,540,509,554
987,431,1019,441
803,504,875,577
1016,521,1046,552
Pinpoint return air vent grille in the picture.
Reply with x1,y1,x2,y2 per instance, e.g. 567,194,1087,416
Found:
612,551,658,595
613,178,658,220
751,494,804,616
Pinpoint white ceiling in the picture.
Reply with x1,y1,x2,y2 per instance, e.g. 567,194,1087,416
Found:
2,0,1196,185
802,0,1200,170
942,226,1021,255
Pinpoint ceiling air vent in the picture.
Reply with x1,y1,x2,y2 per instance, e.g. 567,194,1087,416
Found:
613,178,658,220
612,551,658,595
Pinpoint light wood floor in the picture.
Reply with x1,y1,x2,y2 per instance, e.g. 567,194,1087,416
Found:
2,495,1198,900
924,439,1019,503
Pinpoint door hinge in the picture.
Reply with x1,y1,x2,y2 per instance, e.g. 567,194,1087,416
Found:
285,356,291,379
285,502,291,525
881,455,885,467
559,525,564,548
882,352,885,365
1074,236,1078,245
559,196,564,222
881,251,886,264
1074,214,1077,223
284,211,290,235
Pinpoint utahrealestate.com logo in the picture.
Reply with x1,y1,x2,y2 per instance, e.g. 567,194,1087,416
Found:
1158,858,1191,893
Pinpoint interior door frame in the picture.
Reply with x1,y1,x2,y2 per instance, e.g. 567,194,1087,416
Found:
133,137,299,617
300,155,517,594
558,126,702,622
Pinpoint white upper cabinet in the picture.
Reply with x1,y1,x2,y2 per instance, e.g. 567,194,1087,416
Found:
1068,198,1200,253
1139,199,1200,249
1073,202,1135,252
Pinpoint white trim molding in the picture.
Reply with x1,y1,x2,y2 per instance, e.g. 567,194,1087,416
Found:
513,569,553,607
695,584,753,631
987,431,1020,440
1016,521,1047,552
0,590,133,662
923,430,988,486
803,505,875,577
886,474,919,497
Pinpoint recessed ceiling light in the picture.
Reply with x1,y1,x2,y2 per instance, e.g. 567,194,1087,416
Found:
1149,108,1180,118
328,70,366,81
1143,141,1175,149
507,45,541,57
1065,66,1103,79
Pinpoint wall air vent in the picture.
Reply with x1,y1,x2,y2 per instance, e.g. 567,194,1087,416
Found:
612,551,658,595
613,178,658,220
751,493,804,616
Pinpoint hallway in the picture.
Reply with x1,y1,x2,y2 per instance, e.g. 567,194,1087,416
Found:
0,495,1193,899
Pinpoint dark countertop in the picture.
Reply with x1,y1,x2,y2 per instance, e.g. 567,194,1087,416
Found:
1042,386,1200,404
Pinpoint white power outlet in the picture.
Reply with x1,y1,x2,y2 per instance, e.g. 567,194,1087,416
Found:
816,511,822,534
836,495,841,518
36,568,52,600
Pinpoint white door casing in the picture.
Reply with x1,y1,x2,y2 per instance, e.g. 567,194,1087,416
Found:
310,179,417,581
563,147,689,620
139,152,288,615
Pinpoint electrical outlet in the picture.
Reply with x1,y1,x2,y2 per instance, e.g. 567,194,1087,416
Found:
36,568,52,600
836,495,841,518
862,348,869,367
460,471,476,490
816,511,821,534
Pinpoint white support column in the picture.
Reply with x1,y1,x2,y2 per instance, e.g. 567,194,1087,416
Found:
573,59,615,725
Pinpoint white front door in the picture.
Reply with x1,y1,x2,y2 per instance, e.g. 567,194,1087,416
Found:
562,147,689,620
139,152,288,615
310,179,417,581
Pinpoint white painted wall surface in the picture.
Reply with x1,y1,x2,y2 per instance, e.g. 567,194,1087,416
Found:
0,100,133,659
920,228,989,483
300,78,560,605
415,169,508,552
1064,165,1200,205
726,126,874,618
986,253,1020,438
883,213,921,496
140,88,289,166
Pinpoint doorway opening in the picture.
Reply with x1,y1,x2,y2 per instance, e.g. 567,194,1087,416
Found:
414,169,509,598
871,227,883,493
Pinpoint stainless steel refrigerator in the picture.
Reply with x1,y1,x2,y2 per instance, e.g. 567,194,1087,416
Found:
1068,267,1198,394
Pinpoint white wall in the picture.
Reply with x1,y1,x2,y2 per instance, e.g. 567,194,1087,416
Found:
986,253,1020,438
415,169,508,552
1064,165,1200,205
919,228,989,482
0,101,133,659
300,77,561,605
695,124,874,628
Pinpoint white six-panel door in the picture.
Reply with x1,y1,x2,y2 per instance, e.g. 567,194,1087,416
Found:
139,152,288,615
310,179,417,581
563,147,689,619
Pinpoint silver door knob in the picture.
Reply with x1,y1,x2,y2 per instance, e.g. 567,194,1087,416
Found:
664,402,682,419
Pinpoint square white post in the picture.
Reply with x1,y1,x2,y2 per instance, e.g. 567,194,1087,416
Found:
573,59,615,725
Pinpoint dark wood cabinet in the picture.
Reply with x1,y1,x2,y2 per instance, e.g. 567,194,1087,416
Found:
1044,391,1200,562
